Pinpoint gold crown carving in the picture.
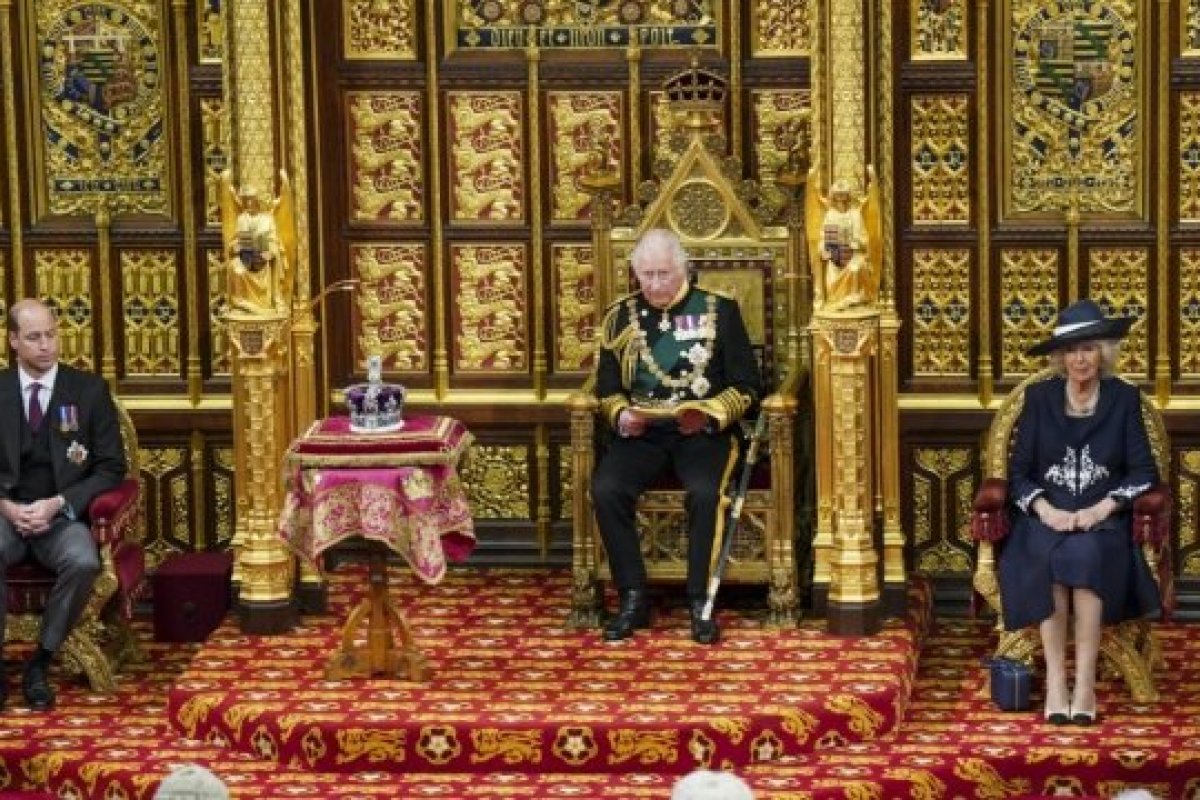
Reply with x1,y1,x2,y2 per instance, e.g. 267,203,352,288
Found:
663,55,728,117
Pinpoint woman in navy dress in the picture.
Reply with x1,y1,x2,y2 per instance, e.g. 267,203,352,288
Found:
998,299,1161,726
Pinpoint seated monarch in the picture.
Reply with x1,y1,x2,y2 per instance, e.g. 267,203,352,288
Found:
999,299,1161,726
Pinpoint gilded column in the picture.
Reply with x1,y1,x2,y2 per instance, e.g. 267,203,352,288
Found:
975,0,994,406
627,44,643,187
729,1,743,158
95,205,117,386
425,0,449,399
1156,0,1172,405
527,41,546,399
0,0,24,295
173,0,203,403
825,0,868,187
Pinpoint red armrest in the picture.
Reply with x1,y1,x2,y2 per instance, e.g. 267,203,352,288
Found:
1132,484,1171,548
971,478,1010,543
87,479,140,547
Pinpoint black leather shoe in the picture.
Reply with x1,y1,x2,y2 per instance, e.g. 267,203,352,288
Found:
689,600,720,645
22,661,54,711
602,590,650,641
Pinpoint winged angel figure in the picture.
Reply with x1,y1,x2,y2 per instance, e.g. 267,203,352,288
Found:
805,164,882,312
220,169,296,315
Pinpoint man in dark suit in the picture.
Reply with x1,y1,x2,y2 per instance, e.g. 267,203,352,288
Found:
591,229,761,645
0,299,126,710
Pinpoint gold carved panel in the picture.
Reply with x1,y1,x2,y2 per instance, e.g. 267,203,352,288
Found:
547,91,622,222
212,446,236,548
120,249,180,376
202,98,230,228
1181,93,1200,221
452,243,527,373
1179,452,1200,578
910,94,970,224
999,248,1059,378
912,249,971,377
751,90,811,183
552,244,595,373
1003,0,1143,217
558,446,573,521
1185,0,1200,56
353,243,428,371
650,91,675,170
1087,248,1148,378
459,445,529,520
911,0,967,60
34,249,94,370
198,0,223,64
751,0,811,56
447,92,524,223
344,0,416,60
348,92,424,223
1180,250,1200,378
35,0,169,214
206,250,230,377
139,446,189,556
912,448,975,574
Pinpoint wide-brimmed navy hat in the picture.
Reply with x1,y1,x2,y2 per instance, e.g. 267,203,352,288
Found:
1027,299,1134,356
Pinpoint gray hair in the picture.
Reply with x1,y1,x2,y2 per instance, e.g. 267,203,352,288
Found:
1047,339,1120,377
671,769,755,800
630,228,689,274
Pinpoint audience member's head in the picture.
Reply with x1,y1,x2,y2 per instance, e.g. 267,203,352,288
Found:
153,764,230,800
1114,791,1157,800
671,768,755,800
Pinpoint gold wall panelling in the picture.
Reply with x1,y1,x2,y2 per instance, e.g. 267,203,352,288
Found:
344,0,417,60
32,0,170,215
999,248,1059,379
459,444,530,520
206,250,231,377
198,0,223,64
911,447,975,574
348,92,424,223
34,249,94,370
910,94,970,224
120,249,181,377
556,446,573,521
910,0,967,61
911,249,971,377
451,243,528,373
202,98,230,228
137,446,189,560
1185,0,1200,56
551,244,596,373
751,89,811,199
1087,247,1148,378
353,243,428,372
446,0,720,53
1180,93,1200,221
211,446,236,550
1181,250,1200,378
546,91,623,223
1179,451,1200,578
446,92,524,223
826,0,867,192
751,0,811,57
1002,0,1144,219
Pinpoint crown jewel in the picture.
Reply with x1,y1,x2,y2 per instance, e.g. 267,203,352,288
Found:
345,355,405,433
663,55,728,123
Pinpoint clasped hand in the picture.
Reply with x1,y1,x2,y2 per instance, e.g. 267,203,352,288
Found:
0,497,58,537
1034,497,1116,533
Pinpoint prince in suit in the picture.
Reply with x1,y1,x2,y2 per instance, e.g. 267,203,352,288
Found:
0,299,126,710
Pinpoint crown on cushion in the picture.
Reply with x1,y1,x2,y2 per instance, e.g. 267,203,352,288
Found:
345,355,405,433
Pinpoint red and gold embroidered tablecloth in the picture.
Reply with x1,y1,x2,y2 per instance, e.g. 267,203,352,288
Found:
279,415,476,583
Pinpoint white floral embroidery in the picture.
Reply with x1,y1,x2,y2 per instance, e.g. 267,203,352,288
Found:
1110,483,1151,501
1043,445,1110,496
1016,489,1044,513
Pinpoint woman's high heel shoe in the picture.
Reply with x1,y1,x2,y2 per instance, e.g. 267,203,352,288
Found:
1043,700,1070,725
1071,689,1097,726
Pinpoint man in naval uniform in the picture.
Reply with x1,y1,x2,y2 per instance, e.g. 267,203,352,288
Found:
591,228,761,644
0,299,126,710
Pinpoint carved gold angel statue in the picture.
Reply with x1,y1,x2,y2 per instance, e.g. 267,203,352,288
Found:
805,165,882,312
220,170,296,314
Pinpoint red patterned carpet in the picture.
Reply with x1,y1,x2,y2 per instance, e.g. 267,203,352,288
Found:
0,565,1197,798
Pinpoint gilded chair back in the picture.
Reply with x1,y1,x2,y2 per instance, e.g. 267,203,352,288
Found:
973,367,1170,701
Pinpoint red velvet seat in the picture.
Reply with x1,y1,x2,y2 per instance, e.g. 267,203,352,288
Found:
5,407,145,694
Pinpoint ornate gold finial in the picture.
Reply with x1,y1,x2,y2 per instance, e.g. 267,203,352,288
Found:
663,52,727,133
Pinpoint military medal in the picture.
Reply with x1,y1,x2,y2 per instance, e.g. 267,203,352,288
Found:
66,441,89,465
59,404,79,434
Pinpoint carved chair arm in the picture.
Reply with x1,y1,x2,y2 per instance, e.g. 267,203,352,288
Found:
1132,485,1171,548
87,478,141,548
971,478,1011,543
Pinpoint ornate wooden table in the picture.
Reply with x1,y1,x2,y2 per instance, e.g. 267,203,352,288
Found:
279,415,475,681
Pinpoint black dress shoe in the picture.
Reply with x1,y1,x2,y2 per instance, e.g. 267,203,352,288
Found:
602,589,650,641
22,661,54,711
1071,710,1097,726
689,600,720,645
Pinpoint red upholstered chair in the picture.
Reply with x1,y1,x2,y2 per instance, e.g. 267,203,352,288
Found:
971,368,1172,702
4,400,144,693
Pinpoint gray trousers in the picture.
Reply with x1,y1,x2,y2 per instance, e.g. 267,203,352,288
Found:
0,514,101,653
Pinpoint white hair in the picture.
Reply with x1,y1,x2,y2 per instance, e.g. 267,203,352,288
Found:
1047,338,1120,377
1114,790,1158,800
153,764,229,800
670,769,755,800
630,228,689,274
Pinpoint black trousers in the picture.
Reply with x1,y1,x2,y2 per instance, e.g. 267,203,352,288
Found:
591,426,739,600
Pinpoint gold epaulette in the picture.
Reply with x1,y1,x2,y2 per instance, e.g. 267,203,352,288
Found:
600,291,640,346
700,285,735,301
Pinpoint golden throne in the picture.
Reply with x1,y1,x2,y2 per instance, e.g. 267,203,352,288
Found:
566,61,808,628
971,368,1172,701
5,400,144,693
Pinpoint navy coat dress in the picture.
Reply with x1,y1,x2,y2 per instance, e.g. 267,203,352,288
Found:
998,376,1162,631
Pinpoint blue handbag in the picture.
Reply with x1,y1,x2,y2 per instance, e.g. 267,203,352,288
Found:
987,657,1033,712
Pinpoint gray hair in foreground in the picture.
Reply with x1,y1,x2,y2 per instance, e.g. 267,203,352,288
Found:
153,764,230,800
671,769,755,800
630,228,689,274
1047,338,1120,377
